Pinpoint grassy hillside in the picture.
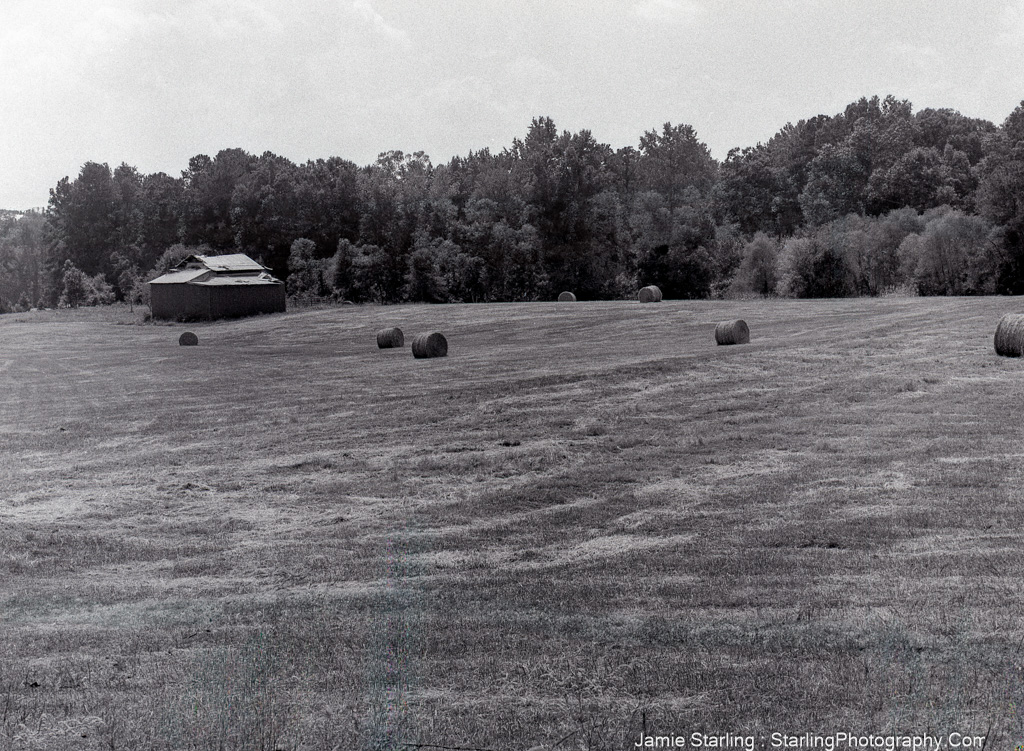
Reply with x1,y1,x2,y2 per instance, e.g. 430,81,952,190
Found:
2,297,1024,750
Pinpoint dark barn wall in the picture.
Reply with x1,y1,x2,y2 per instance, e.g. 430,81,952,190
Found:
150,283,286,320
150,284,211,320
208,285,286,318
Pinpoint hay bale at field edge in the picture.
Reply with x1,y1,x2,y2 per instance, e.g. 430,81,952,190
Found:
376,327,405,348
994,313,1024,356
178,332,198,346
638,285,663,303
557,291,577,302
715,319,750,345
411,332,448,358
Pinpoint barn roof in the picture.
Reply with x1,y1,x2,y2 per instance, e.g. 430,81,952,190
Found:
150,253,282,287
192,272,282,286
149,268,212,285
177,254,269,273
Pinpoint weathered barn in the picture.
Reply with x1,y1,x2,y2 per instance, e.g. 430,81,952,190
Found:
149,254,286,321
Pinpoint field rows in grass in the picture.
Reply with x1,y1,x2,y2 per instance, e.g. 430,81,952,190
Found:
2,297,1024,749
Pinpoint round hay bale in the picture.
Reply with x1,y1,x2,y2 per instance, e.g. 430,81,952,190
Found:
411,332,448,359
994,313,1024,356
178,331,199,346
715,319,750,345
557,291,577,302
376,327,405,348
638,285,663,303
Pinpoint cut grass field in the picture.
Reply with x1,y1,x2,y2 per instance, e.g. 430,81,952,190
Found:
2,297,1024,750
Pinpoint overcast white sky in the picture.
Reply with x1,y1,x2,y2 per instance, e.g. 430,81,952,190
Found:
2,0,1023,209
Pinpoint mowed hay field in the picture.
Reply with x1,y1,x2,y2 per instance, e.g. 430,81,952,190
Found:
3,297,1024,750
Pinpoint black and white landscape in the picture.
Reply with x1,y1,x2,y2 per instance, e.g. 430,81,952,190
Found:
3,3,1024,749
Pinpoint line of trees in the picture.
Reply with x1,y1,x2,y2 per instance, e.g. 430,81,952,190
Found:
2,94,1024,312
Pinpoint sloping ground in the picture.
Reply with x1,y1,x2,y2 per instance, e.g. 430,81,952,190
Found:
1,297,1024,749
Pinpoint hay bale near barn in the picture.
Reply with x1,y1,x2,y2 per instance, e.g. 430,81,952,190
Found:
179,332,199,346
149,254,286,321
715,319,750,345
376,327,405,348
558,291,577,302
994,313,1024,356
411,332,448,359
638,285,663,303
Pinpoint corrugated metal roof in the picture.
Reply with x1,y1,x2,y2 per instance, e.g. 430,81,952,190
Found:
192,273,283,286
186,254,268,272
149,269,212,285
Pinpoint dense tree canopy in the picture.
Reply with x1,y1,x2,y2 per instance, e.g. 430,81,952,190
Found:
1,95,1022,311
